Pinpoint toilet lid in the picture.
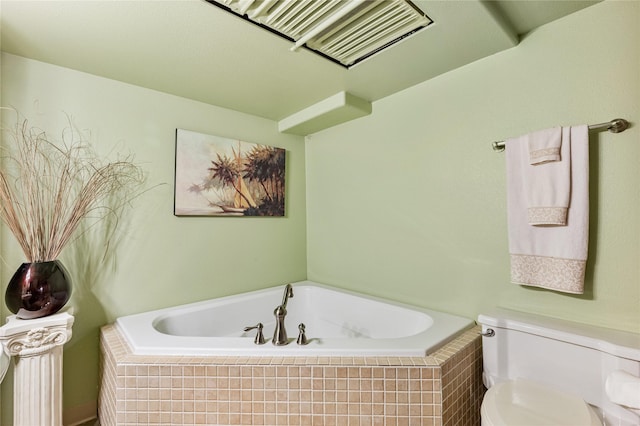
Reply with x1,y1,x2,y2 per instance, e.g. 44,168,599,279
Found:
481,379,601,426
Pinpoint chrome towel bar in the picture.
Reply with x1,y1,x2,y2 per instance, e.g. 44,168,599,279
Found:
492,118,629,152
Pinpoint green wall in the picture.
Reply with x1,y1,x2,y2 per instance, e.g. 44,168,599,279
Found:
0,53,307,422
307,1,639,333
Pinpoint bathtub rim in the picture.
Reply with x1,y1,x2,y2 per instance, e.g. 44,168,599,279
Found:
115,280,475,357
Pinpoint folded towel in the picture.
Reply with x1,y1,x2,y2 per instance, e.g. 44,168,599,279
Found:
506,125,589,294
606,370,640,412
528,126,562,165
526,126,571,225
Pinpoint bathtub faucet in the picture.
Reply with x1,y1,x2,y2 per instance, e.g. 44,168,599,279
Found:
272,284,293,345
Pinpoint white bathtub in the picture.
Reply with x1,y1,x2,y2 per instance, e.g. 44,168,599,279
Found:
115,281,474,357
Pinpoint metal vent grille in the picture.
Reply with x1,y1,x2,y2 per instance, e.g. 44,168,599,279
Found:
208,0,433,67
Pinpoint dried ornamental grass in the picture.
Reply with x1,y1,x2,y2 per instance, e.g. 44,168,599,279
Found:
0,115,145,262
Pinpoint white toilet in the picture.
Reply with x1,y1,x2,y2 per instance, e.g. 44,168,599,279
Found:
478,309,640,426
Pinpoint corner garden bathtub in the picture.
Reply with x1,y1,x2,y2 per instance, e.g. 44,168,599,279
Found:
115,280,474,357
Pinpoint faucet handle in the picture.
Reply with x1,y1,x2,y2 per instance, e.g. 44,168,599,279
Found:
243,323,266,345
296,323,308,345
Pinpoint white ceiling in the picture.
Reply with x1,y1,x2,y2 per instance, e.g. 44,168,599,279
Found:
1,0,600,133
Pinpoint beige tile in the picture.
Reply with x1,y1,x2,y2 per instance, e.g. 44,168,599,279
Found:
99,324,483,426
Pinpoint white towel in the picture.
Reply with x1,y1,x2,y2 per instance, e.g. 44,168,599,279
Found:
526,127,570,226
506,125,589,294
528,126,562,165
606,370,640,413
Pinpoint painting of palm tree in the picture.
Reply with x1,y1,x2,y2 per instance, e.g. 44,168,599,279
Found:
174,129,286,216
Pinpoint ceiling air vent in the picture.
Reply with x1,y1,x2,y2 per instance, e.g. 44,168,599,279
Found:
207,0,433,68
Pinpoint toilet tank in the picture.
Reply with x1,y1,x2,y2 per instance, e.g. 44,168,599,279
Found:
478,309,640,424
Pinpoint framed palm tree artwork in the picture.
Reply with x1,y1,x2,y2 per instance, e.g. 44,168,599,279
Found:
174,129,286,216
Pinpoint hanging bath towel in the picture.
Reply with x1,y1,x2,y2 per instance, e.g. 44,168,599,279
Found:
525,126,569,225
505,125,589,294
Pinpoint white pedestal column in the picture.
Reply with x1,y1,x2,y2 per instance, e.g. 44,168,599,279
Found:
0,311,74,426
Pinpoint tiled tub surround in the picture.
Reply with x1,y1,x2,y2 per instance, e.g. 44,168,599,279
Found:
99,325,483,425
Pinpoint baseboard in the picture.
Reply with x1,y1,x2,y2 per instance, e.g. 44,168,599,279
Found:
64,400,97,426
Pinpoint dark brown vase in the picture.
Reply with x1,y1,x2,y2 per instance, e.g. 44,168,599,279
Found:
5,260,72,320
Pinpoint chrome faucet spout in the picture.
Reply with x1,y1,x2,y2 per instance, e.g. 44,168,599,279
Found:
273,284,294,345
281,283,293,309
